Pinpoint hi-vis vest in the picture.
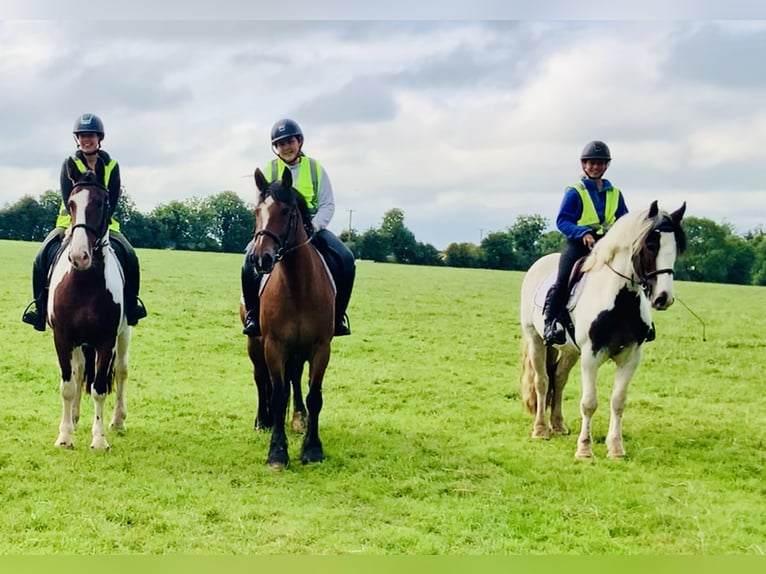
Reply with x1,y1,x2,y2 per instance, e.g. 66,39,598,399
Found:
264,157,320,215
574,182,621,236
55,156,121,231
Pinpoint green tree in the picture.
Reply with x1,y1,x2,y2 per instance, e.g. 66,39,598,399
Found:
444,242,483,268
356,228,388,262
508,214,548,271
380,208,417,263
480,231,514,270
205,191,253,253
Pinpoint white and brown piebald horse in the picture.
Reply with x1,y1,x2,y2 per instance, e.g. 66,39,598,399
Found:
48,168,130,450
520,201,686,459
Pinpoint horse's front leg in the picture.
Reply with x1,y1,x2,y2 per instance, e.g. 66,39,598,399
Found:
54,346,82,448
606,348,641,459
302,342,331,464
90,346,116,450
576,348,603,459
267,375,290,468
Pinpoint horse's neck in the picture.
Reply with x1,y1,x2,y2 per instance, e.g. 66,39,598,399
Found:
589,247,639,291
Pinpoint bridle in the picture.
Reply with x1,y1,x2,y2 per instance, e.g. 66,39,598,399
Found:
68,182,111,254
606,217,677,297
253,195,314,265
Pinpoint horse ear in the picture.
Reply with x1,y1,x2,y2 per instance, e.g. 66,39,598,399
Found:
648,200,659,218
65,159,78,184
281,166,293,189
671,202,686,223
254,168,268,192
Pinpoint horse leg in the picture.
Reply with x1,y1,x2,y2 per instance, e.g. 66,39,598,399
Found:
526,336,551,439
576,349,603,459
606,349,641,459
54,345,83,448
250,338,272,431
89,345,116,450
301,343,331,464
550,351,577,435
264,341,290,467
110,328,131,431
72,369,83,428
290,360,307,434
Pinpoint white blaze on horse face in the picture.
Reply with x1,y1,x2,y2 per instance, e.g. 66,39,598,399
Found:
651,231,678,310
68,189,93,270
254,196,275,251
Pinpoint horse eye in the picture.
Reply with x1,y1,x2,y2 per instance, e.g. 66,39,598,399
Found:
280,207,290,216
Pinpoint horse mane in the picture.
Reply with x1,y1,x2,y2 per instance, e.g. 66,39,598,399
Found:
263,181,312,227
581,207,664,273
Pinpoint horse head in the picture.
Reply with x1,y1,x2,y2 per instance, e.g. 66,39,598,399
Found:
249,167,310,274
66,169,111,270
635,201,687,310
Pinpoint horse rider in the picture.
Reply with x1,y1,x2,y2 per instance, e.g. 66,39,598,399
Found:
241,118,356,337
22,113,147,331
542,140,636,345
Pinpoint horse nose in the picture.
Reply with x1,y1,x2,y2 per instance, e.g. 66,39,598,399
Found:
653,292,671,310
255,252,274,274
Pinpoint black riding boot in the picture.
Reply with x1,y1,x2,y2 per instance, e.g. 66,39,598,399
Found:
22,228,64,332
241,264,262,336
111,231,146,326
543,284,565,346
645,322,656,343
333,266,355,337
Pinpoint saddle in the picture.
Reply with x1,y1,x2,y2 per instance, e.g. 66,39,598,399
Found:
535,255,589,311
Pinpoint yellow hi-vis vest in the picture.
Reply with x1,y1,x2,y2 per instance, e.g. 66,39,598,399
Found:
55,156,121,231
264,157,320,215
574,182,621,237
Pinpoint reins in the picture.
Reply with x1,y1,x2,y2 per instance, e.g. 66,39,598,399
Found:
68,182,111,254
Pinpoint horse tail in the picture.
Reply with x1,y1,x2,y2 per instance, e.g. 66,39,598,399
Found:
545,346,558,409
520,338,537,415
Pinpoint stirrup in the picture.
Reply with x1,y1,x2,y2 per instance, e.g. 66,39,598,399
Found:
242,311,261,336
334,313,351,337
22,301,46,331
544,321,565,346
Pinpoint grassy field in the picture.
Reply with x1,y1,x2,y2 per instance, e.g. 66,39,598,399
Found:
0,239,763,555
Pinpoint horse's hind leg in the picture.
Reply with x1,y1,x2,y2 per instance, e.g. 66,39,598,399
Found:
110,329,130,431
289,361,307,434
526,336,552,439
550,351,577,435
301,343,331,464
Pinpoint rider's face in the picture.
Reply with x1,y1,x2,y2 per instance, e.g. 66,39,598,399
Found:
582,159,609,179
76,132,100,154
274,136,301,164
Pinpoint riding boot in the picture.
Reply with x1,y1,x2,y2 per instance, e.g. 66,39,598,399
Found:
330,255,354,337
22,228,64,332
111,231,146,326
543,284,565,346
241,263,262,336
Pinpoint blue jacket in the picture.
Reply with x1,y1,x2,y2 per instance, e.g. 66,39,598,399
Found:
556,177,628,240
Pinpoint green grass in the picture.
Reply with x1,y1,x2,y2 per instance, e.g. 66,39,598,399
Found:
0,239,764,554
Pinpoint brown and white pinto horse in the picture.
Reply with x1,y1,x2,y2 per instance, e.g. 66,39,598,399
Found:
240,167,334,468
520,201,686,459
48,169,130,450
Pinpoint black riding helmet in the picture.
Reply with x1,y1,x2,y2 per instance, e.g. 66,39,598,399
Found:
271,118,303,145
581,140,611,161
73,113,105,140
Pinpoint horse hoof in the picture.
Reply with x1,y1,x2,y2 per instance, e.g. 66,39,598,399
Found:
55,441,74,449
267,459,288,470
607,451,626,460
575,451,594,460
301,448,324,464
531,429,550,440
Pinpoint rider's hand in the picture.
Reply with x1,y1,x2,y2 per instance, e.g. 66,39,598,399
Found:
583,233,596,249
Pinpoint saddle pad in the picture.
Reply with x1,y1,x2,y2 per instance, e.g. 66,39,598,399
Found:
238,245,337,303
533,271,585,311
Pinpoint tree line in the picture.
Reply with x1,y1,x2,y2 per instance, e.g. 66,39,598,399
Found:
2,190,765,286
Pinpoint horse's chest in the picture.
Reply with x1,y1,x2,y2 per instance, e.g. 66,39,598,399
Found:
588,286,651,355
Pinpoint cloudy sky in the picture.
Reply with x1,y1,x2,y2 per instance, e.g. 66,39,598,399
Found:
2,3,765,249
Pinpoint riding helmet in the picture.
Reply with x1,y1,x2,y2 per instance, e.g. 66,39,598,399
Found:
271,118,303,145
580,140,611,161
73,113,105,138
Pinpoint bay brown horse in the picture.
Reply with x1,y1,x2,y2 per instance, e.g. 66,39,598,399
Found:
520,201,686,459
240,167,334,468
48,168,130,450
